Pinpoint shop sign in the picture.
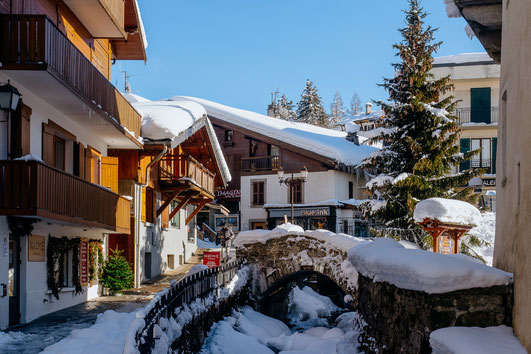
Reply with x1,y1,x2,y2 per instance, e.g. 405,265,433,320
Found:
482,178,496,187
438,235,454,254
215,189,241,199
269,207,330,218
80,239,89,286
301,208,330,217
203,251,221,268
28,235,45,262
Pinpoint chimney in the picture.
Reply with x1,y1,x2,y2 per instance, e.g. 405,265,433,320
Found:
365,102,372,115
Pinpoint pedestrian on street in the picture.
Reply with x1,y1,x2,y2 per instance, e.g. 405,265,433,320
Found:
219,223,234,262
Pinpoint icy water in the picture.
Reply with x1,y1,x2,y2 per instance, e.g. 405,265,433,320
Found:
200,286,363,354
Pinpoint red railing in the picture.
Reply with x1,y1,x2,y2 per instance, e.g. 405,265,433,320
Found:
0,161,131,233
0,15,141,139
159,155,216,195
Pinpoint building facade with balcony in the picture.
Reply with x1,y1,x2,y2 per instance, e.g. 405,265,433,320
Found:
0,0,147,330
432,52,500,211
174,97,378,236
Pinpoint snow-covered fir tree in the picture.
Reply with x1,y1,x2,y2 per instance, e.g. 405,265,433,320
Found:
347,92,362,117
277,94,296,121
296,79,329,127
362,0,481,245
330,91,346,126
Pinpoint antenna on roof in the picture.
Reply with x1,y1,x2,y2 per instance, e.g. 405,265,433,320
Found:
122,71,137,94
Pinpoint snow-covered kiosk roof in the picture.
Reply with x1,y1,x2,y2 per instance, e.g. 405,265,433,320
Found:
414,198,481,227
171,96,378,170
125,95,231,186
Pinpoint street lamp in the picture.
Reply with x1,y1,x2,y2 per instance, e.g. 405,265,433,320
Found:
277,166,308,224
0,81,22,112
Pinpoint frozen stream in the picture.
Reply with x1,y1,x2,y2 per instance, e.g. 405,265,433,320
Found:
200,286,363,354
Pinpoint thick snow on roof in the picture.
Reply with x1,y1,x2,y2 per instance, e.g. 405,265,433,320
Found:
414,198,481,227
430,326,526,354
171,96,378,167
134,0,148,49
433,52,494,66
126,96,231,184
348,238,513,294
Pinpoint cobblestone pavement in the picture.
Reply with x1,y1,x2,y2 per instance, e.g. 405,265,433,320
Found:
0,248,222,354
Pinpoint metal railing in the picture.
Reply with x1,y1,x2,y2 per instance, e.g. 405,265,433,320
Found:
136,260,244,353
241,155,281,172
456,107,498,124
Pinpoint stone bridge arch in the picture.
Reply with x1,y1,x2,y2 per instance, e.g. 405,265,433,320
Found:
236,234,358,299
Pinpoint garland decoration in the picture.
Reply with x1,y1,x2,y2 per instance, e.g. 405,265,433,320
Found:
46,236,83,300
88,240,104,282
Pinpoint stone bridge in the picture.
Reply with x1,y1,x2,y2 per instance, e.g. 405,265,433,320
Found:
235,232,515,353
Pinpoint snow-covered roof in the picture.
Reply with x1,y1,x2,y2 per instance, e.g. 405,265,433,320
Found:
134,0,148,50
348,238,513,294
171,96,378,167
125,96,231,185
433,52,495,67
413,198,481,227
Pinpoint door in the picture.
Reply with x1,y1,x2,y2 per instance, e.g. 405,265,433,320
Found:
8,235,20,326
251,221,266,230
144,252,152,280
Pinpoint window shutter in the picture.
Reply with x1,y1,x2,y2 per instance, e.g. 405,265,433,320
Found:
101,156,119,193
460,138,471,171
78,142,85,179
141,188,146,222
42,123,54,165
162,206,169,229
492,137,497,175
471,88,491,123
10,103,31,158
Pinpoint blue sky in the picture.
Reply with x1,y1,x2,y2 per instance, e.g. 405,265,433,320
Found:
113,0,484,114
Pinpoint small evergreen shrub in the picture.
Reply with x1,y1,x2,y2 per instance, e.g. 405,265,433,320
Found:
101,248,134,294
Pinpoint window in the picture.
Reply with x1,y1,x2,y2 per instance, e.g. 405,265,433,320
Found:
471,138,492,171
144,188,155,224
225,130,233,142
186,205,196,242
53,136,65,171
289,180,303,204
348,181,354,199
249,139,258,157
252,180,265,206
60,252,69,287
170,200,181,229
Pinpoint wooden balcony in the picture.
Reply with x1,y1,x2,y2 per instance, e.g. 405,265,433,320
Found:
63,0,126,39
0,15,142,148
0,161,131,234
159,155,216,197
241,155,281,172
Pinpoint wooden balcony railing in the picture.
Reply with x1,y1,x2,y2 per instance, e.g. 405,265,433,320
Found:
0,161,131,233
159,155,216,196
0,15,141,140
241,155,281,172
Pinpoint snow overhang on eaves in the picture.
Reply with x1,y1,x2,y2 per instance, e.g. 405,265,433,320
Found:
452,0,502,63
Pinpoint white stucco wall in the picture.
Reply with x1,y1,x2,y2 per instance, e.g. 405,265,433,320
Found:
0,217,9,330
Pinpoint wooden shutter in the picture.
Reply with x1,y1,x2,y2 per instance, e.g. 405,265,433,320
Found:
11,103,32,158
471,88,491,123
42,123,54,165
101,156,119,193
85,147,101,184
492,137,497,175
141,187,146,222
78,142,85,179
161,206,169,229
460,138,471,171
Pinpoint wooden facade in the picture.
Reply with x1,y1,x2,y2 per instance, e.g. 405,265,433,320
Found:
0,160,131,233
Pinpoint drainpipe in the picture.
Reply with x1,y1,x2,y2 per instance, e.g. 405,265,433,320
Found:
134,146,168,287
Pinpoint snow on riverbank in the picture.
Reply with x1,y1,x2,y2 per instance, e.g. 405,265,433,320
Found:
430,325,526,354
233,223,367,253
348,238,512,293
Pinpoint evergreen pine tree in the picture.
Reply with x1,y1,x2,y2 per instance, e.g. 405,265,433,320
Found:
348,92,362,117
296,79,329,127
362,0,481,244
278,94,296,121
330,91,346,126
101,248,134,294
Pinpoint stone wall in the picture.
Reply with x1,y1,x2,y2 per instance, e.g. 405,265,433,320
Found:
357,274,513,353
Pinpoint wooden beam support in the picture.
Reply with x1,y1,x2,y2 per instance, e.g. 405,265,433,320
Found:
168,194,194,220
185,199,211,226
156,189,181,217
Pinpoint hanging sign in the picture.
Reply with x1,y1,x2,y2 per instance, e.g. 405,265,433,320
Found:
203,251,221,268
438,235,454,254
28,235,45,262
80,239,89,286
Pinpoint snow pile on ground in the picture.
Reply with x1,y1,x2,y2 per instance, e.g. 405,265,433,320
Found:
348,238,512,293
413,197,481,226
0,331,30,347
185,264,209,276
430,325,526,354
234,224,367,253
287,286,341,326
466,212,496,266
201,307,362,354
172,96,378,166
197,238,220,249
41,310,137,353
